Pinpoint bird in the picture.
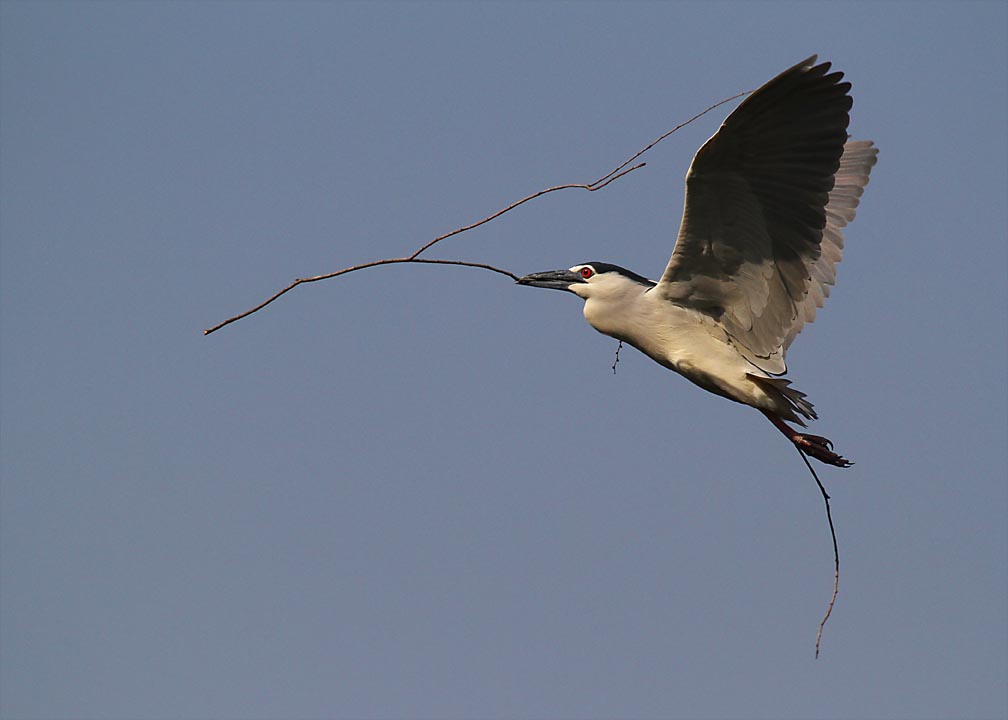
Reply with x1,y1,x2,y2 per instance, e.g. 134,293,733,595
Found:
517,56,877,467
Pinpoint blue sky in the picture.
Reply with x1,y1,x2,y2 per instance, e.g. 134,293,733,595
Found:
2,2,1006,718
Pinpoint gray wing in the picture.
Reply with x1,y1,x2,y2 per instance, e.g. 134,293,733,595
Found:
656,56,878,374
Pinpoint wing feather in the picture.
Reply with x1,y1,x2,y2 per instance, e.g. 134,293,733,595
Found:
657,56,877,374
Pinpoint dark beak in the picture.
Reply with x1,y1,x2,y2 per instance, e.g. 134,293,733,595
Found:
516,269,583,292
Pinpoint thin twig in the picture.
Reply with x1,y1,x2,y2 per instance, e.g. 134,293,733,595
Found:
203,167,643,336
589,90,751,187
795,446,840,659
204,90,750,336
203,259,517,336
409,163,645,259
612,340,623,375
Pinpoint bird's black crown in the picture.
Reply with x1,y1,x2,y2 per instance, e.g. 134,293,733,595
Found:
582,262,656,287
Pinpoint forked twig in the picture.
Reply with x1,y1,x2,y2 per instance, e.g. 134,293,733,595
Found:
203,167,643,336
795,446,840,659
203,90,750,336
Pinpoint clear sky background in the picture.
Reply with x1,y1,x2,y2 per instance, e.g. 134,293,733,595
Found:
2,3,1006,719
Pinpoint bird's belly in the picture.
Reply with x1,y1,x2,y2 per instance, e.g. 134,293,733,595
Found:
633,327,740,393
586,301,719,371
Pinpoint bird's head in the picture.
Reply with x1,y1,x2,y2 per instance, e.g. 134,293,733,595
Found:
517,263,655,300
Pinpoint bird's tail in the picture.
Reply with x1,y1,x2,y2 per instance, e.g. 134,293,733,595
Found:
747,374,818,426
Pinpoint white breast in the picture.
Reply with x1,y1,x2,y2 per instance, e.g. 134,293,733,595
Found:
582,286,772,407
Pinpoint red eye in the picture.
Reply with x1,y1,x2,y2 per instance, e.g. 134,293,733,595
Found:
580,267,594,279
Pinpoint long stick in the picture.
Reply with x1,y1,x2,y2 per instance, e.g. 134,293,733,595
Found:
204,91,749,336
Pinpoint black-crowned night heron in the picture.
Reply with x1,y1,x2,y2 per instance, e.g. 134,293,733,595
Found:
518,56,878,467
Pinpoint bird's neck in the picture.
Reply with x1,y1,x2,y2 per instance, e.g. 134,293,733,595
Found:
581,285,652,344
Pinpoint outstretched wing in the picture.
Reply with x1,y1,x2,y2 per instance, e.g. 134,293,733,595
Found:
657,56,878,374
